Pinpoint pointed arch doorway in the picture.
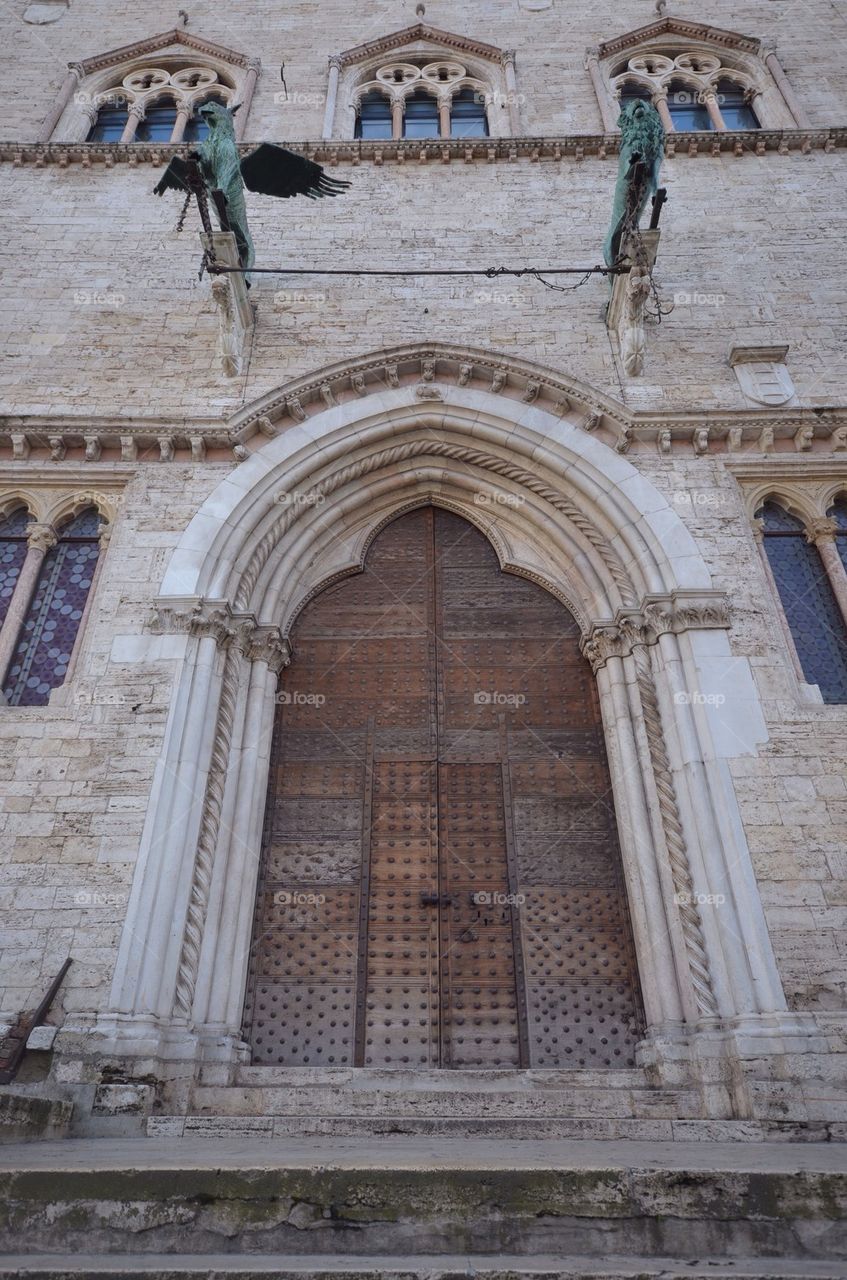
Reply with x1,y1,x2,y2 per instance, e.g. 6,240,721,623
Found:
243,506,644,1069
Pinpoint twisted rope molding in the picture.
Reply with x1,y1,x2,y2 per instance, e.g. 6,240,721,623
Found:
234,439,637,609
172,640,243,1020
632,644,719,1019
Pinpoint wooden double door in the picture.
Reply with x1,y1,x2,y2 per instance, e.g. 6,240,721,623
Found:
244,507,643,1068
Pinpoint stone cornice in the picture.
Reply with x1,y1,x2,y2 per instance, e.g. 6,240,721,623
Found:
74,28,255,76
1,127,843,171
581,593,733,672
335,23,505,67
598,18,762,60
2,342,847,464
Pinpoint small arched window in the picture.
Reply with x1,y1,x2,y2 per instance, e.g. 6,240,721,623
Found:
355,90,393,139
618,82,652,109
135,101,179,143
715,78,759,129
184,94,228,143
3,508,103,708
0,508,29,631
403,91,440,138
759,501,847,704
86,99,130,142
666,80,713,130
450,87,488,137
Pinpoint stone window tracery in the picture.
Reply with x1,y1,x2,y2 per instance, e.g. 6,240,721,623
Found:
588,20,808,134
84,65,233,145
353,59,490,141
42,30,260,145
0,508,29,631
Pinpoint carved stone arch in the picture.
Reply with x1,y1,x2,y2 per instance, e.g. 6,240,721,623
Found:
591,15,804,131
97,356,825,1100
45,28,259,143
746,484,819,527
330,23,514,139
0,489,43,522
45,490,116,533
822,482,847,516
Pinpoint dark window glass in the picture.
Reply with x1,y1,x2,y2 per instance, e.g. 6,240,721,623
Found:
667,82,713,130
403,91,440,139
135,103,178,143
184,95,226,143
0,508,29,631
87,101,129,143
618,84,652,109
355,91,393,140
716,79,759,129
4,508,102,708
828,498,847,574
450,87,488,138
759,501,847,703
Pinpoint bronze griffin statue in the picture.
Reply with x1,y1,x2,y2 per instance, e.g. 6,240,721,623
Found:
154,101,350,276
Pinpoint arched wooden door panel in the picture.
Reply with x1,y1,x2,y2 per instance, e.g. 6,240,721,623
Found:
243,507,644,1068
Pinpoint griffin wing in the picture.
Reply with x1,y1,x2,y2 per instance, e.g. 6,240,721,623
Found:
240,144,350,200
153,156,193,197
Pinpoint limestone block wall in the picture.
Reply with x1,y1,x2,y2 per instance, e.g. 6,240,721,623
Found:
0,0,845,1036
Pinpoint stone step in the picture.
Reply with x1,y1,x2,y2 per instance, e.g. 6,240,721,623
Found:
229,1067,650,1090
189,1082,700,1120
0,1254,844,1279
147,1114,847,1142
1,1137,844,1260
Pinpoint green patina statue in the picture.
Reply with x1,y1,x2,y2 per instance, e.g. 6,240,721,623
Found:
154,101,350,275
603,99,665,269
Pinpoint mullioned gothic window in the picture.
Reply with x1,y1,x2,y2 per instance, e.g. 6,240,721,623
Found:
2,508,103,708
589,19,808,134
353,59,490,141
828,498,847,572
758,501,847,704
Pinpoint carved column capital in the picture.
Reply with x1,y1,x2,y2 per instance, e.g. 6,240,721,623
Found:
805,517,838,545
246,626,291,673
26,522,58,554
581,594,732,672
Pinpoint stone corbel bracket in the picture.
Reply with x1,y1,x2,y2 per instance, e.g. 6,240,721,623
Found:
606,230,660,378
202,232,256,378
581,591,732,671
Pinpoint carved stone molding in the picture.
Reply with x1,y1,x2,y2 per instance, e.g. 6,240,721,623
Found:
632,645,720,1019
73,27,256,77
598,18,761,61
233,437,637,614
150,598,290,667
3,127,841,173
581,593,732,671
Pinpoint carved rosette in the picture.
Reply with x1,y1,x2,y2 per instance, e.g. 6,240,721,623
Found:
581,594,732,672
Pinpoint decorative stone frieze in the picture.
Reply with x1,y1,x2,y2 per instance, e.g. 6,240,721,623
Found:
581,593,732,671
150,598,290,668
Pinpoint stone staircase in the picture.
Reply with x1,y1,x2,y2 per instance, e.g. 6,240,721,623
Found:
146,1066,846,1143
0,1134,844,1278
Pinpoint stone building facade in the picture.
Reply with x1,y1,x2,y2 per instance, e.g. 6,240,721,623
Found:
1,0,846,1136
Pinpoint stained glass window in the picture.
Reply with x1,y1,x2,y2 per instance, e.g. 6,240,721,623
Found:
3,508,102,708
828,497,847,575
0,508,29,631
759,501,847,704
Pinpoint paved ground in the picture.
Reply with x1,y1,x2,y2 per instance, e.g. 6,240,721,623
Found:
0,1136,845,1172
